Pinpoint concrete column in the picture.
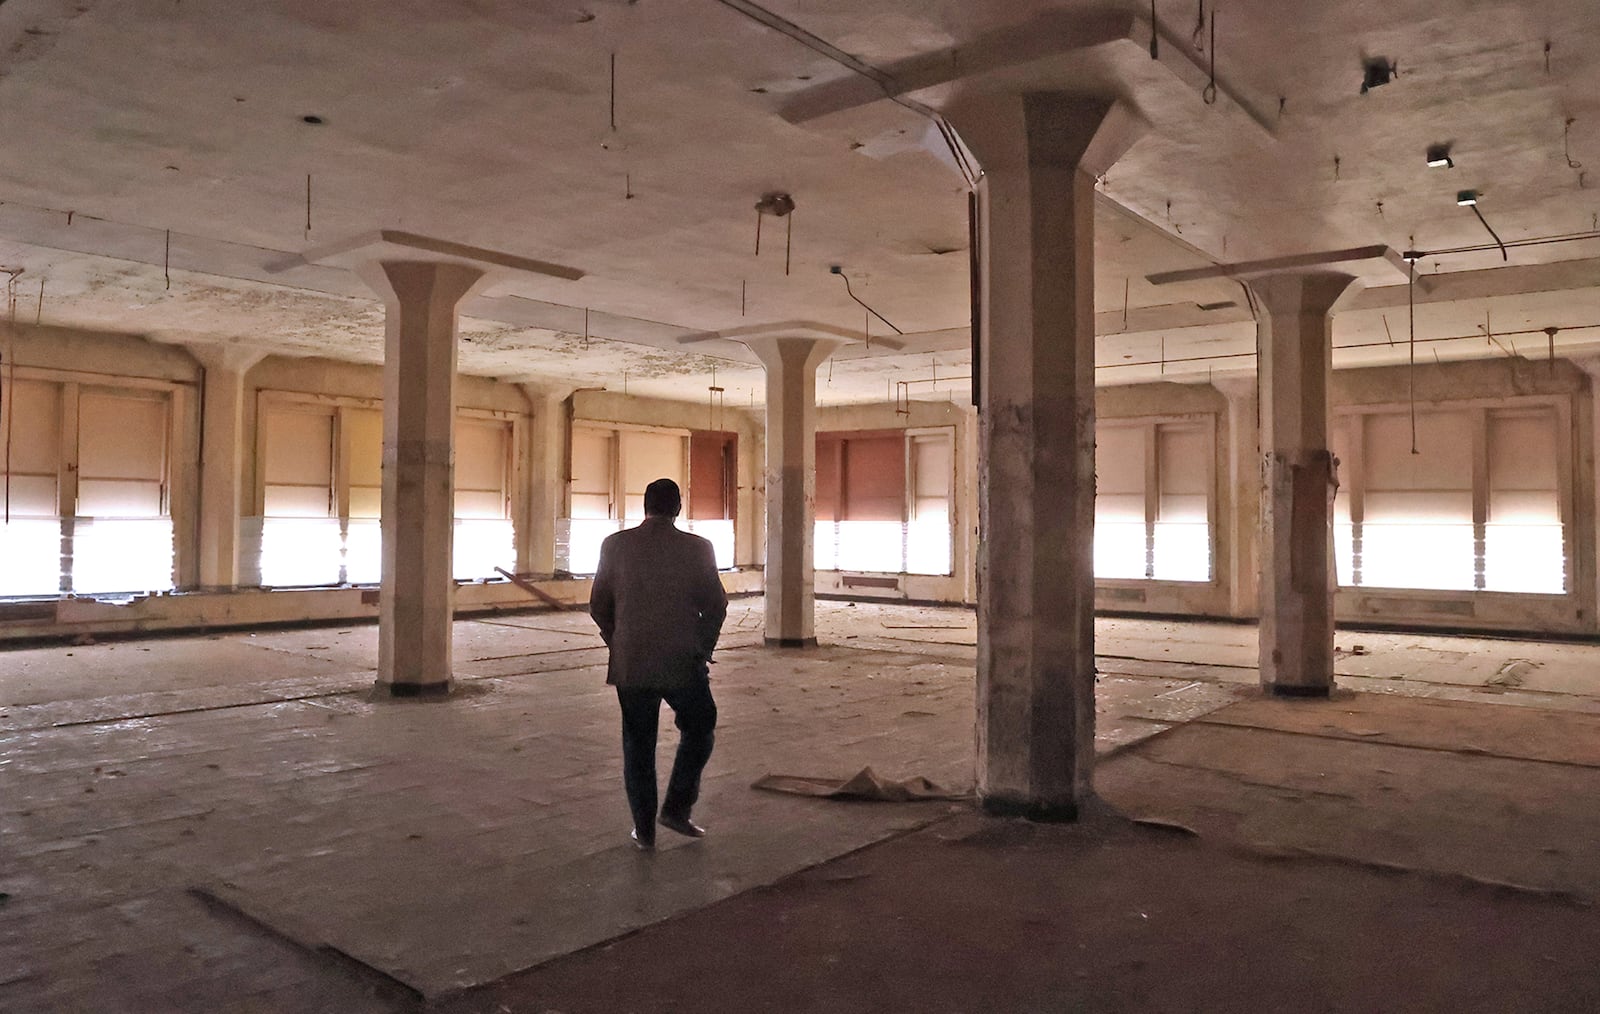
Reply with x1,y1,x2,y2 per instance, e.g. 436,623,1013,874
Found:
517,383,572,576
359,260,488,696
747,337,842,647
959,405,980,606
1214,377,1260,618
188,345,265,590
1572,358,1600,631
948,92,1143,819
1247,272,1363,696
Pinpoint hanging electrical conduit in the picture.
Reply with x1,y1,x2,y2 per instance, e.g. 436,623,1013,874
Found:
710,0,979,188
1097,321,1600,373
1111,223,1600,372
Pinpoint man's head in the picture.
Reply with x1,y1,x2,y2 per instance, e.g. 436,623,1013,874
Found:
643,477,682,518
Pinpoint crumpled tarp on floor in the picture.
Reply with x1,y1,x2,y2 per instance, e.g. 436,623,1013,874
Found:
753,766,970,802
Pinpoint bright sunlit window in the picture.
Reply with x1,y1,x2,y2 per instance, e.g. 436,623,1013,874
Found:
560,424,740,575
1094,419,1212,583
811,428,954,576
1,379,177,598
1330,404,1567,595
251,398,517,586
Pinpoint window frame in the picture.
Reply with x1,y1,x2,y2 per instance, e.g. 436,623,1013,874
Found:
1094,412,1218,585
1333,393,1573,596
0,366,183,596
811,425,957,576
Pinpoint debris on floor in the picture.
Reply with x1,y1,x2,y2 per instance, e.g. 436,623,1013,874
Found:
1487,659,1539,687
752,767,970,802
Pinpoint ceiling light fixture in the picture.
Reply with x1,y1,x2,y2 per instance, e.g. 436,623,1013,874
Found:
1456,189,1478,206
1426,144,1454,169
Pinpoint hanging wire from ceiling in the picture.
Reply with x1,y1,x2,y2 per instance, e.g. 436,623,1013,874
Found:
831,267,902,335
754,192,796,274
2,267,18,524
1192,0,1206,50
708,363,725,431
1407,253,1418,455
1201,7,1217,104
1564,117,1583,170
1149,0,1159,59
305,174,312,238
164,230,172,289
1480,309,1517,359
1468,203,1509,261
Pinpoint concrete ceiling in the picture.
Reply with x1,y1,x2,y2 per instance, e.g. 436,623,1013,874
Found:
0,0,1596,407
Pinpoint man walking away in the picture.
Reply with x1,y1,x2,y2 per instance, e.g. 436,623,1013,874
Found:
589,477,729,851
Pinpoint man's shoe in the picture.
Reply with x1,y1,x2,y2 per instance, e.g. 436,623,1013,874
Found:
631,828,655,851
658,812,707,838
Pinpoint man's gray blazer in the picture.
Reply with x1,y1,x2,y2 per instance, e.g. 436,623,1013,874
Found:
590,517,729,690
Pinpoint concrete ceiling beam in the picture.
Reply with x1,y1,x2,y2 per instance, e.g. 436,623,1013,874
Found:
780,8,1274,139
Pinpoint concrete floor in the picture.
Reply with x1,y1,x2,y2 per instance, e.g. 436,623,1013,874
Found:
2,600,1598,1010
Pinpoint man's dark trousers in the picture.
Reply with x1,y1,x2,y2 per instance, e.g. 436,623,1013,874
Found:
617,680,717,844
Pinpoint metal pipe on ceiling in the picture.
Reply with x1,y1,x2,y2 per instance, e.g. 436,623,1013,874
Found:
1094,320,1600,372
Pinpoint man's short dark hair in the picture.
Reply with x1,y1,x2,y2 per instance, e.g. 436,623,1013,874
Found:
643,478,682,517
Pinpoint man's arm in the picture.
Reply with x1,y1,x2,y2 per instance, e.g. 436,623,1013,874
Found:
589,537,616,646
693,539,728,662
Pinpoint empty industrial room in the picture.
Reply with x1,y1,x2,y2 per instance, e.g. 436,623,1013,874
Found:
2,1,1599,1011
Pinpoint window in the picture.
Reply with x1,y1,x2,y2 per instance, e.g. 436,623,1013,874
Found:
558,425,730,574
0,377,175,597
73,390,175,594
1485,409,1564,593
255,397,516,587
688,431,737,569
813,428,954,576
342,407,384,584
1094,419,1213,583
452,416,514,580
259,403,342,587
1094,425,1147,579
907,433,953,575
1333,402,1566,595
0,378,65,596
